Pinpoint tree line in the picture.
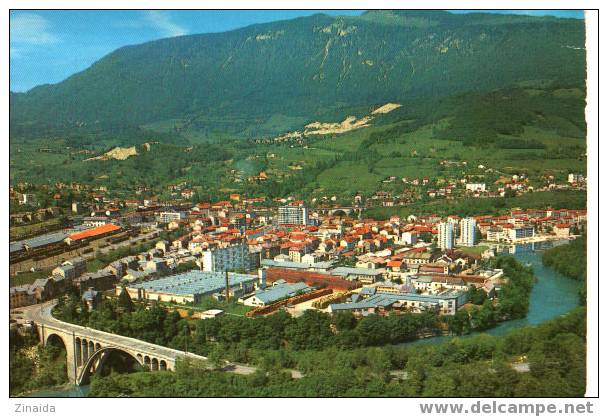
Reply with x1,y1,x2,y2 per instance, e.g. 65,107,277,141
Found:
87,307,587,397
542,236,587,304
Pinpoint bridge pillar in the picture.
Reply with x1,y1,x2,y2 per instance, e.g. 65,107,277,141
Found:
75,338,82,366
165,358,176,372
66,338,77,384
30,307,203,386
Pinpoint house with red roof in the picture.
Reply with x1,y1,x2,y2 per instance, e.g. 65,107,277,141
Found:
387,259,403,273
554,224,571,238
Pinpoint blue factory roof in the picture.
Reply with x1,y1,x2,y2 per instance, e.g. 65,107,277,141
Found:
250,282,310,305
329,301,375,311
132,270,257,296
329,289,466,311
10,231,68,253
10,226,89,253
360,287,377,296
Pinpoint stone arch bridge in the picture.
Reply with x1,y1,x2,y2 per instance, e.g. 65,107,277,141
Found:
312,207,363,218
24,301,207,386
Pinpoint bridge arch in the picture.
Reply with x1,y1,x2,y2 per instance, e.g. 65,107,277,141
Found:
75,337,82,366
44,333,70,381
82,338,89,363
45,331,69,350
77,346,143,386
45,333,68,355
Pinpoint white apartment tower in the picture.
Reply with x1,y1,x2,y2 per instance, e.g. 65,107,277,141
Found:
437,222,454,250
459,217,477,247
202,243,249,272
278,204,308,225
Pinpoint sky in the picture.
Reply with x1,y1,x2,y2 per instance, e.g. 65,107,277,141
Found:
9,9,584,92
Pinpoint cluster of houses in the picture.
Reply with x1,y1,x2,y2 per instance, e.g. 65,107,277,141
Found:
476,208,586,242
10,193,586,319
353,170,586,208
9,257,103,309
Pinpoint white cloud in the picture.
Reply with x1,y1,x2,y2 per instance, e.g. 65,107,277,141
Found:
10,13,59,46
143,11,188,37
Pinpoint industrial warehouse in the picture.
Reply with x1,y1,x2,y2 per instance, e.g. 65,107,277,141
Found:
121,270,261,303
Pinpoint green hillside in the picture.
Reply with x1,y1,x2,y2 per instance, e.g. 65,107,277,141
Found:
10,84,587,209
10,10,585,141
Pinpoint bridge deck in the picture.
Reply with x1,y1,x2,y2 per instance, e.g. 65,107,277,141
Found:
22,301,206,362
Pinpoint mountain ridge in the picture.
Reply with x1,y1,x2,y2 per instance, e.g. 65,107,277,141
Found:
10,10,586,139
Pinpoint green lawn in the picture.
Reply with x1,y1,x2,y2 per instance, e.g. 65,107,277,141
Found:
10,270,48,286
194,297,254,316
373,157,446,178
317,160,383,195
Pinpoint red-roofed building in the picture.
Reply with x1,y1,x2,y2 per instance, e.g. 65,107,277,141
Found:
387,260,403,272
212,201,233,210
419,263,449,275
66,224,121,244
554,224,571,238
265,267,359,291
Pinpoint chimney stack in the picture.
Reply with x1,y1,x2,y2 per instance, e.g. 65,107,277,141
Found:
225,270,230,301
258,268,267,290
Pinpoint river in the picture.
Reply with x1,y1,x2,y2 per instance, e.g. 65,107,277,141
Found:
24,385,90,398
26,240,580,396
403,239,580,347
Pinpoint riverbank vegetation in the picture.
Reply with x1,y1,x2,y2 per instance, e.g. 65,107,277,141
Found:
9,329,68,396
542,236,587,304
87,307,586,397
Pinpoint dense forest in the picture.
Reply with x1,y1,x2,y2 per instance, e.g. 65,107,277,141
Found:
365,84,586,148
10,82,587,211
542,237,587,281
542,236,587,304
9,329,68,396
87,307,587,397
